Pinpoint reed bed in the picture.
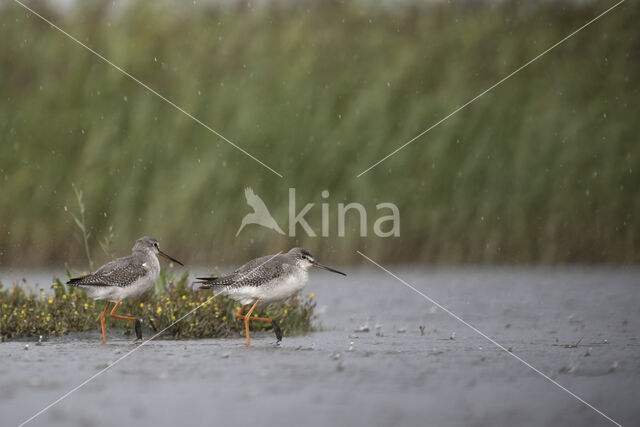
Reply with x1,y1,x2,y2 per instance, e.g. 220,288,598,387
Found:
0,1,638,265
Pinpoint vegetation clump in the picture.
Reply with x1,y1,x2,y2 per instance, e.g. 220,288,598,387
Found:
0,270,316,341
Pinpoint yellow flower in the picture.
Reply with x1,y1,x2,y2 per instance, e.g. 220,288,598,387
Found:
74,311,78,316
46,316,50,322
297,295,301,300
171,315,176,320
83,303,88,309
62,294,67,300
21,310,26,316
165,300,171,305
181,295,186,300
222,316,227,321
283,309,288,315
310,293,315,299
140,302,144,308
48,299,53,304
156,306,162,313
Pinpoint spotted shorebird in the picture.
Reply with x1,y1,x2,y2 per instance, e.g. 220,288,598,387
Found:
67,236,183,343
196,247,345,346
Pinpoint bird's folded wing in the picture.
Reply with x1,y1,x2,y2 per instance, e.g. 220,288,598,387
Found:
198,259,286,289
232,255,276,274
68,258,148,287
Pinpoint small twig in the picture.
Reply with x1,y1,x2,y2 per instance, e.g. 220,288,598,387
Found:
552,337,585,348
98,225,115,258
68,184,94,272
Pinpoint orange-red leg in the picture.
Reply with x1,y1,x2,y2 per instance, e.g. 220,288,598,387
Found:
237,305,272,323
244,300,260,347
100,302,110,344
250,316,273,323
109,300,137,323
240,301,281,345
110,299,142,340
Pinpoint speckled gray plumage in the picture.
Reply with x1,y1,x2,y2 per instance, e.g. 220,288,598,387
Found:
196,253,291,289
66,237,169,302
67,254,150,288
196,247,344,309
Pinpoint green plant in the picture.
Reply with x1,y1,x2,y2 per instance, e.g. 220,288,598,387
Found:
0,2,638,265
99,225,115,258
0,270,316,340
68,184,94,272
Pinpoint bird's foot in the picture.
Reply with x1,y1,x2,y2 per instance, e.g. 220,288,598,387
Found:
271,320,283,343
134,319,143,341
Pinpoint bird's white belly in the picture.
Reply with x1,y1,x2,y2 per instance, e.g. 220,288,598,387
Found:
223,271,308,305
84,276,156,302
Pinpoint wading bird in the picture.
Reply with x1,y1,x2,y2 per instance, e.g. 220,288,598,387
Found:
67,236,183,343
196,248,345,346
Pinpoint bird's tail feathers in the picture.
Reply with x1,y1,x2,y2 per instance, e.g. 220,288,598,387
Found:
66,276,85,286
194,276,224,289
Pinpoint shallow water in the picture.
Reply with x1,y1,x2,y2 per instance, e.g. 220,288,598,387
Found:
1,267,639,427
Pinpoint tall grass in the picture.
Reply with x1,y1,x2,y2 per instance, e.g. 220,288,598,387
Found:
0,0,638,267
68,184,94,271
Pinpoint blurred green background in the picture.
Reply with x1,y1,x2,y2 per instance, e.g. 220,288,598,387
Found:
0,0,638,267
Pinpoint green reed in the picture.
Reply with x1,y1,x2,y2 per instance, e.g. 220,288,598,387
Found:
0,1,638,266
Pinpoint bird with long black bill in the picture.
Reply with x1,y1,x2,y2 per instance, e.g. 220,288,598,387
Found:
67,236,183,343
196,247,346,346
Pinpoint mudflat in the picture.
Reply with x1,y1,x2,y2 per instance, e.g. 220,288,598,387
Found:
1,267,638,427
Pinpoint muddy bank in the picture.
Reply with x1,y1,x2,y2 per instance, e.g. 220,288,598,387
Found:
1,267,639,426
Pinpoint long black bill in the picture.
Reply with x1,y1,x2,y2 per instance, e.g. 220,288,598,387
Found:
158,250,184,266
312,262,346,276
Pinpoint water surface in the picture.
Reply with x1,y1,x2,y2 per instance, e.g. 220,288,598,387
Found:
1,267,639,426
